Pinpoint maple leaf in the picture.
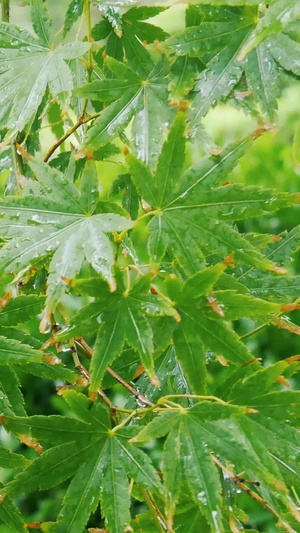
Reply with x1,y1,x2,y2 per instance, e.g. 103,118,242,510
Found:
0,0,90,143
0,158,133,326
0,390,161,533
127,111,293,274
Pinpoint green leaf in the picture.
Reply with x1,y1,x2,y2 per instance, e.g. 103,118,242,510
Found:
0,489,29,533
210,290,281,320
0,23,90,141
270,33,300,76
0,366,26,416
245,42,280,120
180,417,223,532
63,0,84,37
100,438,132,533
0,295,44,326
53,443,107,533
129,124,288,273
0,446,30,469
181,263,228,301
31,0,54,48
3,393,160,532
0,160,133,319
168,56,200,102
173,317,207,394
0,337,44,365
163,427,183,526
154,111,186,208
81,56,173,168
167,15,250,57
133,404,249,530
191,34,247,122
240,0,300,59
90,308,125,393
193,311,253,364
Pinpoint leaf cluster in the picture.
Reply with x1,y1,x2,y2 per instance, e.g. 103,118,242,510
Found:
0,1,299,533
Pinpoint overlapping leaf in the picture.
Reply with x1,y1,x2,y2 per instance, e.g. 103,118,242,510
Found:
167,5,300,121
57,273,177,394
127,111,293,274
0,157,133,324
0,390,161,533
92,5,168,55
237,225,300,301
75,52,174,168
166,260,288,394
133,398,299,531
0,0,90,142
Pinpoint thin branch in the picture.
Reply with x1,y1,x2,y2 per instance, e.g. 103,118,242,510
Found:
43,113,100,162
211,454,297,533
106,366,154,407
74,338,154,407
53,337,117,417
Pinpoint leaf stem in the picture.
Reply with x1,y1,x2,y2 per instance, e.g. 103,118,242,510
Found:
158,394,228,405
124,266,131,296
116,211,157,243
137,210,158,223
111,410,137,433
240,322,269,340
1,0,9,22
43,113,100,162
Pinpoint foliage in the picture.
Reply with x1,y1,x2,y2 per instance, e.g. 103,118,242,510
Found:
0,1,299,532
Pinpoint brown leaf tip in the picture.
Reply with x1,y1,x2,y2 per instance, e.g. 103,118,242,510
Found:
89,391,98,402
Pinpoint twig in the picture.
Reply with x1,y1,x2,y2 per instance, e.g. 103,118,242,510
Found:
69,341,117,416
158,394,228,406
211,454,297,533
43,113,100,162
106,366,154,407
74,338,154,407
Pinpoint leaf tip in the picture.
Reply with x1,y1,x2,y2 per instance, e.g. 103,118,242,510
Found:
89,391,98,402
272,265,288,275
42,355,62,366
173,311,181,323
61,276,73,286
128,436,138,444
223,252,235,266
109,280,117,293
150,375,160,388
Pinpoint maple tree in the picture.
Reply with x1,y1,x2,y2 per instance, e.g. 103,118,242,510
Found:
0,0,299,532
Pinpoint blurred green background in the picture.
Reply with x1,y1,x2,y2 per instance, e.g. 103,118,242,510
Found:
0,2,299,532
